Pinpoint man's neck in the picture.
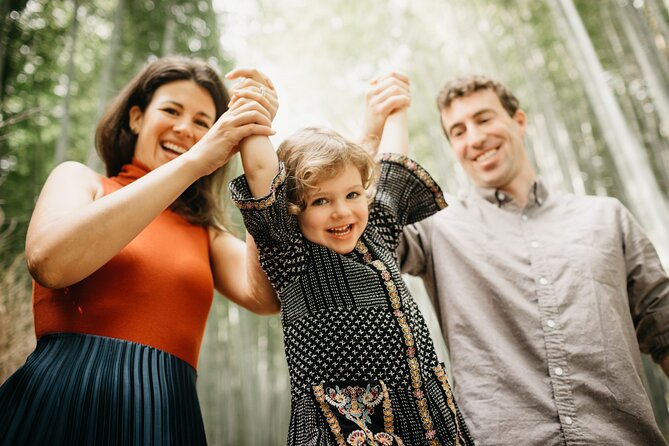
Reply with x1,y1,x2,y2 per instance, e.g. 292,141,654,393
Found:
499,169,537,208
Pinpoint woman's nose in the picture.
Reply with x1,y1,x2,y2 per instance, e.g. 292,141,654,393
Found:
173,119,194,138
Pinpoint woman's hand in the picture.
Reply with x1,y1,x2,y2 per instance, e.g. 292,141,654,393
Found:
226,67,278,122
360,72,411,154
181,68,278,177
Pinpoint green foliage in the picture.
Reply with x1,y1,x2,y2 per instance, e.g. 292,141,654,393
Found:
0,0,228,261
3,0,669,443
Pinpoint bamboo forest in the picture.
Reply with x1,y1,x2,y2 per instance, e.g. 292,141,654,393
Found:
1,0,669,444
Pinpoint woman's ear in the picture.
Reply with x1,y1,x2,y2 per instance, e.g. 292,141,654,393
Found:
128,105,143,135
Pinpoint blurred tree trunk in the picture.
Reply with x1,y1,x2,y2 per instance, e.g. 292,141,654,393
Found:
505,4,585,195
87,0,125,170
162,2,176,56
54,0,80,165
614,4,669,186
0,0,28,102
550,0,669,260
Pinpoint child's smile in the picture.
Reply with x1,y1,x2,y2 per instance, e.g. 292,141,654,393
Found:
297,163,369,254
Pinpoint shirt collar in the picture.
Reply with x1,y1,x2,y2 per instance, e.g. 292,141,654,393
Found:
474,178,548,208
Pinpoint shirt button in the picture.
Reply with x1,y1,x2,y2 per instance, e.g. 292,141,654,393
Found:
547,319,556,328
555,367,564,376
530,241,540,248
521,214,528,221
564,416,573,425
539,277,549,285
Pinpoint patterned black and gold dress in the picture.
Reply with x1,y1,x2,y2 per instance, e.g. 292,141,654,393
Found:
230,154,474,446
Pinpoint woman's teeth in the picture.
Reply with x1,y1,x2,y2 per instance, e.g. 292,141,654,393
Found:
162,142,187,154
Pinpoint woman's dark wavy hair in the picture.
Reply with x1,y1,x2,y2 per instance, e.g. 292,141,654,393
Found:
95,55,232,229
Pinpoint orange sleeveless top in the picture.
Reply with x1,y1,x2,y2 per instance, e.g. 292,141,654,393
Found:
33,160,214,368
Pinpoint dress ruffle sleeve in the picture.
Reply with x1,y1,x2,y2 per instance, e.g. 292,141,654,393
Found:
229,164,308,292
370,154,447,252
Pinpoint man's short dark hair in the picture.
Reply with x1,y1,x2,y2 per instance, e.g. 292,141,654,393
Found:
437,75,520,118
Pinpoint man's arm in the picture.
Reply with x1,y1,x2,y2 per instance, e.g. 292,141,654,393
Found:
662,355,669,377
620,202,669,376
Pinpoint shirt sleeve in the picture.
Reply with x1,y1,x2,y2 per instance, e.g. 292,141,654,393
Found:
229,164,307,292
398,222,430,277
620,202,669,363
370,154,447,253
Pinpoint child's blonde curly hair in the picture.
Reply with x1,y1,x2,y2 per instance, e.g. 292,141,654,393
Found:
277,127,378,215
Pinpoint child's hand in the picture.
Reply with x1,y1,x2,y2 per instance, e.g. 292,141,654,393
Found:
182,68,277,176
226,67,278,123
360,72,410,153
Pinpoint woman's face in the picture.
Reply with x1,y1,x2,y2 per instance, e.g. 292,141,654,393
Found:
129,80,216,171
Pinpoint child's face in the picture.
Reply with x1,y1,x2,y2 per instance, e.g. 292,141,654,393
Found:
297,163,369,254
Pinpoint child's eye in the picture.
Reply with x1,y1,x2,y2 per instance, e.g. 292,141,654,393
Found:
311,198,327,206
347,192,360,199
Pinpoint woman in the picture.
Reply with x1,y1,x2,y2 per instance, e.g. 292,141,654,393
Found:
0,56,280,445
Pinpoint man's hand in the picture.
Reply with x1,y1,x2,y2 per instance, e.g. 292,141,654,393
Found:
359,72,410,155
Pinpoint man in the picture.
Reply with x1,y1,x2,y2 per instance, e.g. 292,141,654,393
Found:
392,75,669,444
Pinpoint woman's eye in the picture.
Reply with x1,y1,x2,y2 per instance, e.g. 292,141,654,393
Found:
195,119,211,129
162,107,179,116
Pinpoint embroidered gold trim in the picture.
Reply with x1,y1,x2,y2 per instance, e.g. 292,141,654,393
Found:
314,380,401,445
379,154,446,210
314,384,347,446
235,167,287,210
356,240,441,446
434,365,465,446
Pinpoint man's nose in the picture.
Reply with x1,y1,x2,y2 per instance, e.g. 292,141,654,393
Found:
467,126,485,148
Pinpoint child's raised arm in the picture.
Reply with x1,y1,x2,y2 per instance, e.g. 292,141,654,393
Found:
226,68,280,198
378,108,408,156
360,72,411,157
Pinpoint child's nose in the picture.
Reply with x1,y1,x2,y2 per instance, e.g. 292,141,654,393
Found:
332,203,351,218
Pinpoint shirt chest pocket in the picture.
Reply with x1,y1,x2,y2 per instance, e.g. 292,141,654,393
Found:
568,226,625,288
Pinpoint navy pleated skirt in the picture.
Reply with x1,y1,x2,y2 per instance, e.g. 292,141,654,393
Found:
0,333,207,446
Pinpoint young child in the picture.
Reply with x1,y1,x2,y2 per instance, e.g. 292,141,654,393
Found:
227,72,474,446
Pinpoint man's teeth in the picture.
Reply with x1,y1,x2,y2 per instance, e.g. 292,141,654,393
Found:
477,149,497,162
162,142,187,154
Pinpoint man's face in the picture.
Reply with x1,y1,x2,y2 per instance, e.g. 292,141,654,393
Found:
441,89,528,190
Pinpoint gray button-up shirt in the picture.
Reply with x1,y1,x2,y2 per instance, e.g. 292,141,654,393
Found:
399,180,669,445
